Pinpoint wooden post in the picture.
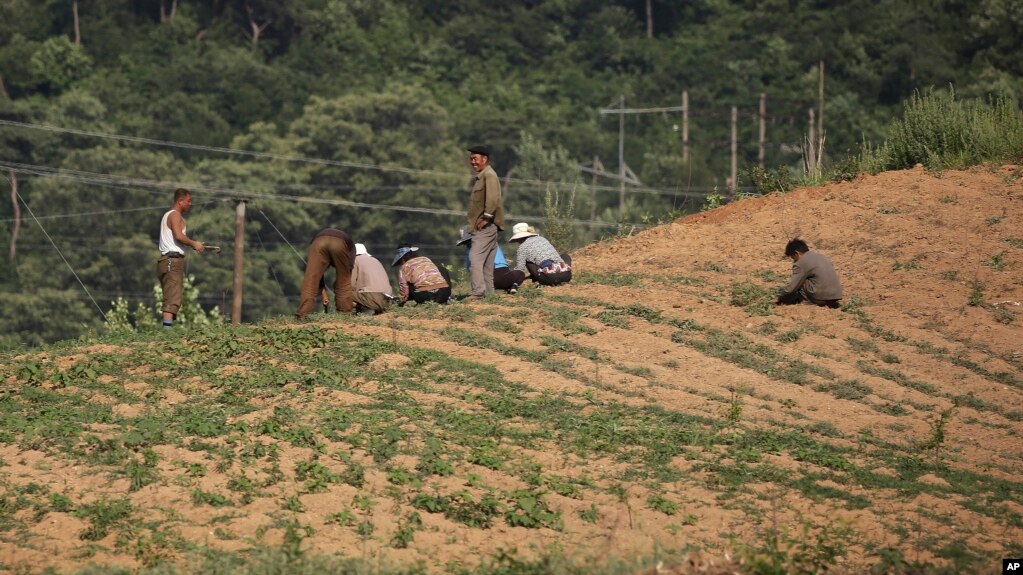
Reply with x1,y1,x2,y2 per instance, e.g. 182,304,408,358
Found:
590,156,600,236
232,200,245,325
681,90,689,164
818,60,825,147
807,108,817,177
758,92,766,169
618,95,625,217
730,106,738,199
7,170,19,262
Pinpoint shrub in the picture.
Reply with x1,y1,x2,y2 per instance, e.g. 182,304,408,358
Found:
744,166,798,194
857,86,1023,173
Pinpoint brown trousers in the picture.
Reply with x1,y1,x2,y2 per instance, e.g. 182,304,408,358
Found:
296,235,354,318
157,255,185,315
354,291,391,313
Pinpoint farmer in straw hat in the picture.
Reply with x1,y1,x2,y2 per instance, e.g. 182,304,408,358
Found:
508,223,573,286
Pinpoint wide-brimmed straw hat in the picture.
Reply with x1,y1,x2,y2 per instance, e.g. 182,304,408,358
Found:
455,227,472,246
391,245,419,266
355,243,369,256
508,222,538,242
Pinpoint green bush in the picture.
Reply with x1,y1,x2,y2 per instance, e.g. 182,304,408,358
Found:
744,166,798,194
858,87,1023,173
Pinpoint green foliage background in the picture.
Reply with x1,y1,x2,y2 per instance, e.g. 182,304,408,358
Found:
1,0,1021,346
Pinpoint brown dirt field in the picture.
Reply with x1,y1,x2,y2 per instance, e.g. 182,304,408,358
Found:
1,165,1021,574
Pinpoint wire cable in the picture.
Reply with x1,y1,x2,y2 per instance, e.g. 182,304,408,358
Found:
0,161,641,229
16,191,107,321
0,118,703,196
258,208,307,265
248,208,291,300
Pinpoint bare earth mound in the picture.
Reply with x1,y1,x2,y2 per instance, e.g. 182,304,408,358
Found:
0,165,1020,574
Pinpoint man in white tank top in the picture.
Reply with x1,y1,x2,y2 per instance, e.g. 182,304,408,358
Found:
157,188,206,328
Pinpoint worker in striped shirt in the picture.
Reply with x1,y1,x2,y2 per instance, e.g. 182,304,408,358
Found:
391,244,451,305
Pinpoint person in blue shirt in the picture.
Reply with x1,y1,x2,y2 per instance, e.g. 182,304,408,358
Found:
457,229,525,294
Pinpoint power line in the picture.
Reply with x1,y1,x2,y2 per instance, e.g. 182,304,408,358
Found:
0,203,180,223
0,118,699,196
259,208,306,265
0,161,641,230
15,191,107,322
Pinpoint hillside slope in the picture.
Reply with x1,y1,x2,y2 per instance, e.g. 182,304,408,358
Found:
1,165,1021,574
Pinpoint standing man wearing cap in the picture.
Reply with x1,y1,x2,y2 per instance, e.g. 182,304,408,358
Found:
351,243,393,315
466,145,505,298
157,187,206,329
295,228,356,319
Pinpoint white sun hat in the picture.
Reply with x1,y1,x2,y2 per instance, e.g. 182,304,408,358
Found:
508,222,538,242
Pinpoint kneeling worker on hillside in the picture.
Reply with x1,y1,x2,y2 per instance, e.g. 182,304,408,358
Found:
776,238,843,308
392,244,451,306
352,243,393,315
508,222,572,286
296,228,355,319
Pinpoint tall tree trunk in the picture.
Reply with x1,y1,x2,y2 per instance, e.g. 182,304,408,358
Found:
245,3,271,48
73,0,81,46
646,0,653,39
7,170,20,262
160,0,178,22
0,74,9,100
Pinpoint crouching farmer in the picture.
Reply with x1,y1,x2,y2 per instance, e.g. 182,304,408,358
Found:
776,238,842,308
508,222,572,286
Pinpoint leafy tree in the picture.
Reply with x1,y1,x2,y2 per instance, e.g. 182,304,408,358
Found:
0,288,100,348
29,36,93,93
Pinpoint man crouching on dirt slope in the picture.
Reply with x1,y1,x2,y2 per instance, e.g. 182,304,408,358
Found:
776,238,843,309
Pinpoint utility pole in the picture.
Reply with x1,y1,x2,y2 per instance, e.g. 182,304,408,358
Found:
590,156,601,237
599,97,685,218
682,90,689,164
758,92,766,169
7,170,18,262
730,106,738,199
232,199,245,325
807,108,818,178
818,60,825,148
618,95,625,215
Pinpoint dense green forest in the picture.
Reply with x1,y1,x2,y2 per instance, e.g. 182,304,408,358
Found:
1,0,1021,346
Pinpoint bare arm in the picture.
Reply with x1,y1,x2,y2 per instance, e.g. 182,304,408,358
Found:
167,211,205,253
